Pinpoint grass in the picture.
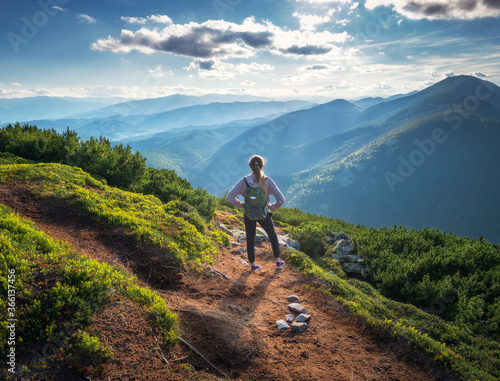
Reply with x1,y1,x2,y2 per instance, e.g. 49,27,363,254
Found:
0,203,177,378
0,163,230,270
283,248,499,381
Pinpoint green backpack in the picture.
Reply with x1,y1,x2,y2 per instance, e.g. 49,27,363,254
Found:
243,177,267,220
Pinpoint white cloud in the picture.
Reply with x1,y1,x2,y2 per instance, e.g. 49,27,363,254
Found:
296,0,353,4
365,0,500,20
185,59,274,80
92,16,351,59
52,6,65,12
0,87,53,98
10,82,23,87
469,71,491,79
293,12,331,30
121,15,173,25
77,14,96,24
242,80,257,86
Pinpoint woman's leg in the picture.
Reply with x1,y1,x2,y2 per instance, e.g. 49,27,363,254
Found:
258,213,281,259
244,216,257,264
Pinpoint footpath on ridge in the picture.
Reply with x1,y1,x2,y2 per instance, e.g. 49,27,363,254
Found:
0,183,452,381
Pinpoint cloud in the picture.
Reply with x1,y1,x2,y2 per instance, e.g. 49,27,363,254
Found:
92,16,351,59
52,6,65,12
77,14,96,24
10,82,23,87
0,87,53,98
302,63,345,70
242,80,257,86
296,0,353,4
121,15,173,24
185,59,274,80
469,71,491,79
293,12,331,30
364,0,500,20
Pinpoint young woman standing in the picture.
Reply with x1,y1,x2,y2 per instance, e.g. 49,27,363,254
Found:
226,155,286,271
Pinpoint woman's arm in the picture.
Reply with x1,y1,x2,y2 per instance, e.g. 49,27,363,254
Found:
226,178,246,208
266,178,285,210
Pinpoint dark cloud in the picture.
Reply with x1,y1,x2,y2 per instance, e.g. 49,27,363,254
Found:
404,1,450,16
157,32,220,58
234,31,273,48
93,19,342,58
460,0,478,10
282,45,331,56
306,65,329,70
483,0,500,9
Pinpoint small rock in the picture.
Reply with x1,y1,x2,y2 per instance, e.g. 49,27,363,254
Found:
287,295,300,303
285,314,294,323
334,239,351,248
344,254,363,263
341,245,355,254
217,222,233,235
284,235,300,249
337,232,350,240
296,313,311,322
342,262,365,274
288,303,307,314
276,320,289,329
291,322,308,333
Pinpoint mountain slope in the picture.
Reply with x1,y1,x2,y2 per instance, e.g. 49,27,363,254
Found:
142,100,314,131
187,75,500,242
188,99,363,192
72,93,275,119
0,163,449,381
287,112,500,242
0,96,122,122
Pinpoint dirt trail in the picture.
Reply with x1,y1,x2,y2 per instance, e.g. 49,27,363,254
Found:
0,183,453,381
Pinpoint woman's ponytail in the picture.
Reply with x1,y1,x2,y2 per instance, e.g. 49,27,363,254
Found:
249,155,266,190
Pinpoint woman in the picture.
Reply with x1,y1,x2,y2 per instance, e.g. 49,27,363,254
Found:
226,155,286,271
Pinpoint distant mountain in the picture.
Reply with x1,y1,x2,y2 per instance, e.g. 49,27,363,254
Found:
351,91,418,109
187,75,500,242
124,121,259,176
284,75,500,242
141,100,315,132
188,99,364,192
0,96,123,122
13,99,315,142
71,93,276,119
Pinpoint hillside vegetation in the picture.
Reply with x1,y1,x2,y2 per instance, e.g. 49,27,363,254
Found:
271,208,500,380
1,123,499,380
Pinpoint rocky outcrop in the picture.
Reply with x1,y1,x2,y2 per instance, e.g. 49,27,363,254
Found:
326,231,370,277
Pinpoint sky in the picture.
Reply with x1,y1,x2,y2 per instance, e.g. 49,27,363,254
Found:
1,0,499,101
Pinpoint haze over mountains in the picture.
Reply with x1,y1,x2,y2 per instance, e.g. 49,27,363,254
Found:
2,75,499,242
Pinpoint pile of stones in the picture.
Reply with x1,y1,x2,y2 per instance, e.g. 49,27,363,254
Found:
326,231,369,277
276,295,311,333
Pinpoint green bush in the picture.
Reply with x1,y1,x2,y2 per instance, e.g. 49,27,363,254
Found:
290,221,330,258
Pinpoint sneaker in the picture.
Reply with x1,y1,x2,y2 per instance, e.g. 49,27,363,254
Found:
276,260,285,269
251,264,262,271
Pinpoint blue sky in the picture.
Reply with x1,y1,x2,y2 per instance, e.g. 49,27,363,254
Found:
1,0,499,101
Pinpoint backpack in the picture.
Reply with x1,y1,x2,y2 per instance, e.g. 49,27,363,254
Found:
243,177,267,221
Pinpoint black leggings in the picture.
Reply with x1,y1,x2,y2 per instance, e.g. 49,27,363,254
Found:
244,212,281,263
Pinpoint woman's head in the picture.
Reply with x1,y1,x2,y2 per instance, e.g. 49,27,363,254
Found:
249,155,267,189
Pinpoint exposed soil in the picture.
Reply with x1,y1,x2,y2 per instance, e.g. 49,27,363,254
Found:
0,183,454,381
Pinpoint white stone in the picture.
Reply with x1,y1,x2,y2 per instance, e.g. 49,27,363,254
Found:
276,319,289,329
296,313,311,322
288,303,307,314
